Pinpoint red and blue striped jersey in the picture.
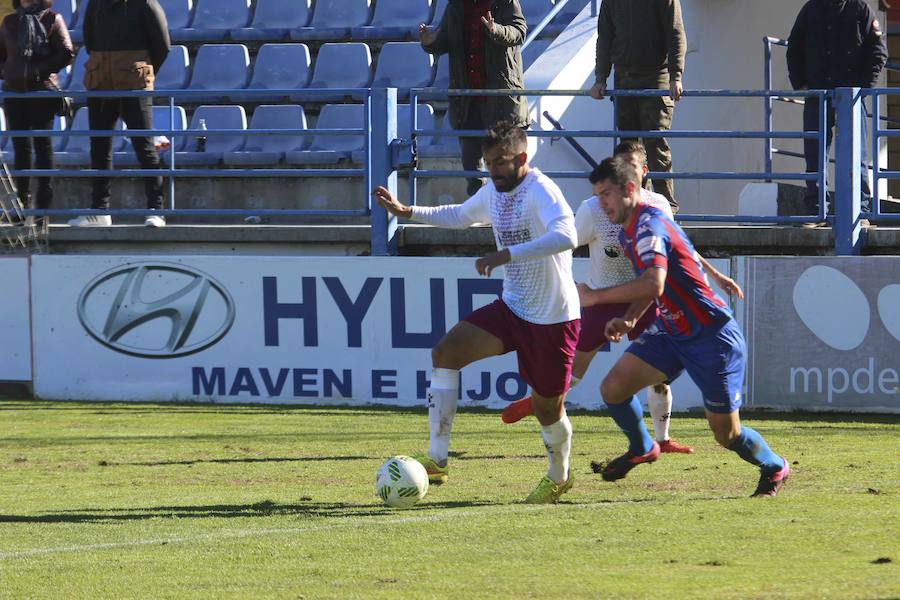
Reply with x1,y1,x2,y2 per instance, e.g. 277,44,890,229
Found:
619,202,731,339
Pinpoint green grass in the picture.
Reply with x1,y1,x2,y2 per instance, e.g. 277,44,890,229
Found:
0,401,897,599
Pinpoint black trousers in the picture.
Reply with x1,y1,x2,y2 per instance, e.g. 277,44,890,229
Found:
4,96,57,209
88,96,163,210
458,105,487,198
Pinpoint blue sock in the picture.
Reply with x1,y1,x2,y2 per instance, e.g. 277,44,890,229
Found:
727,427,784,474
606,396,654,455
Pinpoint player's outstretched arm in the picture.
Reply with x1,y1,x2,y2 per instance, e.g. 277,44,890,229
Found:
579,267,666,307
698,255,744,300
373,186,413,219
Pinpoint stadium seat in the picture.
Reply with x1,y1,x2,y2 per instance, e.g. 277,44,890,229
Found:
290,0,371,41
184,44,250,102
174,105,247,165
430,0,448,25
55,107,127,166
174,0,250,41
418,112,460,158
430,54,449,89
68,0,84,44
231,0,311,41
522,38,551,69
64,47,89,92
223,105,309,165
232,43,311,103
50,114,68,153
0,108,7,151
155,45,190,90
114,105,188,165
158,0,194,31
351,103,435,162
285,104,364,165
522,0,554,30
371,43,433,101
305,43,372,102
55,0,76,27
352,0,431,40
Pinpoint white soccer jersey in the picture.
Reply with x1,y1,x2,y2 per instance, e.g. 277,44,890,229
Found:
410,168,580,325
575,188,674,289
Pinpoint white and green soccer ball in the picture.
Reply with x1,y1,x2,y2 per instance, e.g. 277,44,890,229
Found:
375,455,429,508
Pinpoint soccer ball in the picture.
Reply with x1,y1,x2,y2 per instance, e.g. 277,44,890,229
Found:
375,455,429,508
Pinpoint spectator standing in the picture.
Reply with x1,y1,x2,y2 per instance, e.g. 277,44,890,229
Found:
0,0,74,222
419,0,529,197
68,0,169,227
592,0,686,213
787,0,887,222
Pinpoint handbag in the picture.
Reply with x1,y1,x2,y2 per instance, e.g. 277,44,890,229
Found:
48,82,74,121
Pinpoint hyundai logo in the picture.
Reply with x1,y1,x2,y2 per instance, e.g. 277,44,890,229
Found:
77,262,235,358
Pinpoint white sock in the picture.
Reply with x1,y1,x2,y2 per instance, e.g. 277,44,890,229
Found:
540,413,572,483
647,385,672,442
427,368,459,465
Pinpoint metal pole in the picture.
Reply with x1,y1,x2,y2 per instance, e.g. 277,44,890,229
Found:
763,38,773,180
834,87,863,255
818,93,827,224
871,92,880,218
369,88,398,256
168,95,176,210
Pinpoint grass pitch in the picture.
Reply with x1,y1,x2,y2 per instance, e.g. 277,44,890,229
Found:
0,401,897,599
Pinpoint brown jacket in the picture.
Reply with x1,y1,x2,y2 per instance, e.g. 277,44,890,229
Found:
0,9,74,92
595,0,686,88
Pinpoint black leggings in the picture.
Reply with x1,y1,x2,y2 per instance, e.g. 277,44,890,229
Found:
4,96,57,209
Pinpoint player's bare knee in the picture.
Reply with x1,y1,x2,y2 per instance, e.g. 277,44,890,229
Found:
600,376,624,406
710,425,740,447
431,343,461,370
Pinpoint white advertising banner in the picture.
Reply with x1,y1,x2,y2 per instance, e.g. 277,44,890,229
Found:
31,255,731,409
746,257,900,412
0,256,31,381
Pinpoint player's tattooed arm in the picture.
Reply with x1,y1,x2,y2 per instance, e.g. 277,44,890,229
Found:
605,299,654,342
578,267,666,307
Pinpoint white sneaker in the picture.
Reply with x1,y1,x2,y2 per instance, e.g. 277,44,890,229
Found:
144,215,166,228
68,214,112,227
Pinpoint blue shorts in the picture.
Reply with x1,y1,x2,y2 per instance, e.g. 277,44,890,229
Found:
626,318,746,413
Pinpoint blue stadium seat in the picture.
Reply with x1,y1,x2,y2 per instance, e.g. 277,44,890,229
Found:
352,0,431,40
223,105,309,165
418,112,459,158
158,0,194,31
55,0,76,27
522,39,551,69
0,108,7,151
63,47,89,91
285,104,364,165
184,44,250,102
155,45,190,90
232,43,311,103
351,103,435,162
114,105,188,165
429,54,449,89
290,0,371,41
55,106,127,166
522,0,554,29
430,0,447,25
50,114,68,153
174,0,250,42
174,105,247,165
231,0,311,41
305,43,371,102
68,0,84,44
371,43,433,101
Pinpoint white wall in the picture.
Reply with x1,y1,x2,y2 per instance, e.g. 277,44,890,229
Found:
527,0,884,214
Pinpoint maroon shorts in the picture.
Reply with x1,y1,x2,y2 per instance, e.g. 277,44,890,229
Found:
464,300,580,397
576,302,659,353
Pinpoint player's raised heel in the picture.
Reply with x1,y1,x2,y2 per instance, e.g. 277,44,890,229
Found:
600,441,661,482
752,457,790,497
501,396,534,424
411,452,449,484
659,438,695,454
524,473,574,504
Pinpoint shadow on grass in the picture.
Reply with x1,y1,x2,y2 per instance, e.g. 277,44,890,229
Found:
124,455,370,467
0,499,496,524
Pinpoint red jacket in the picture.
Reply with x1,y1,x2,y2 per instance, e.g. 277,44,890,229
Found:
0,10,74,92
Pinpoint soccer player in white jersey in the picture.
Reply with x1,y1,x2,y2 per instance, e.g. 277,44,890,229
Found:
373,121,581,504
501,142,744,456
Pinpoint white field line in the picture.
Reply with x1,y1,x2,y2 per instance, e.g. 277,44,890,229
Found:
0,501,618,560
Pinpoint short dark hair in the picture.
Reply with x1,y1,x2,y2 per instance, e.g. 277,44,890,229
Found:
588,156,641,189
613,140,647,165
481,120,527,155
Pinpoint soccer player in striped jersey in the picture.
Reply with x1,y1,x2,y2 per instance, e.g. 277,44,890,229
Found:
585,156,790,497
502,142,744,454
373,121,581,504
